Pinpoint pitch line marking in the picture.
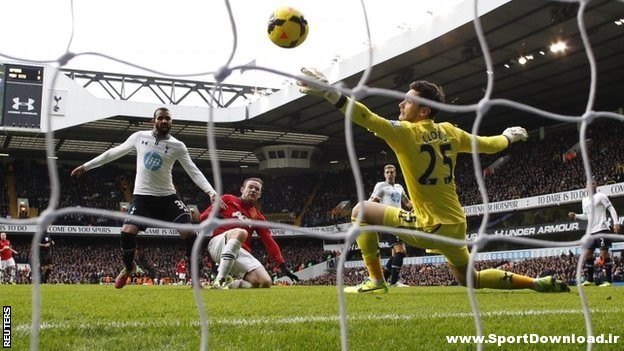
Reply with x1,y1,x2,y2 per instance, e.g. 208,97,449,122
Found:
13,308,621,335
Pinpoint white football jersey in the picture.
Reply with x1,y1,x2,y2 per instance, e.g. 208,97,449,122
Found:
579,192,615,234
370,181,406,208
84,130,215,197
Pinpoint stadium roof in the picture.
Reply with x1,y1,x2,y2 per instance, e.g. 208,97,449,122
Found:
3,0,623,172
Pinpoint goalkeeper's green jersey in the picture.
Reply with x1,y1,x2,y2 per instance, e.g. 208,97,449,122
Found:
341,99,509,228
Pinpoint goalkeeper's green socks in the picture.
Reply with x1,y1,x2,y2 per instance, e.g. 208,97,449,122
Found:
476,269,535,289
356,231,384,284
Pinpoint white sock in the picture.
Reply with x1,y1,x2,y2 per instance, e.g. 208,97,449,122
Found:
229,279,253,289
216,239,242,282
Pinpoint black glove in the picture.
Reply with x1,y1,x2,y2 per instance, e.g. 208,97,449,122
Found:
279,263,300,282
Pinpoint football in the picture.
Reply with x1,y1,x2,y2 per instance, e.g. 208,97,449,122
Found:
267,7,309,48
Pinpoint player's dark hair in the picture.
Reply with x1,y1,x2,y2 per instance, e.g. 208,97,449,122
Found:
409,80,445,119
153,107,170,119
243,177,263,187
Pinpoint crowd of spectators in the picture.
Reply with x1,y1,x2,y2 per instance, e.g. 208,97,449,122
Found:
0,164,8,218
2,120,623,227
456,120,624,205
6,231,622,287
4,235,336,285
304,252,624,287
1,120,623,286
7,160,127,225
260,174,318,222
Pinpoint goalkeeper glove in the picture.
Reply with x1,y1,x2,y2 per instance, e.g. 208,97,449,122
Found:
502,126,528,143
297,67,342,105
279,263,300,282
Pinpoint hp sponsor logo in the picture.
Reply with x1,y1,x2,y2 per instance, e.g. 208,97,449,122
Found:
144,152,163,171
12,97,35,111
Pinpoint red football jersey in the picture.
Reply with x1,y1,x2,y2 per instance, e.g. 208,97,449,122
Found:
176,261,187,274
0,239,13,260
200,194,285,265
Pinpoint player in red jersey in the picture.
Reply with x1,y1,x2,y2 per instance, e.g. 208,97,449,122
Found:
175,258,187,284
0,232,19,284
199,177,299,289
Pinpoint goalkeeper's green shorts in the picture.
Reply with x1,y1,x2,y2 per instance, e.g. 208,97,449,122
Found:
383,207,469,267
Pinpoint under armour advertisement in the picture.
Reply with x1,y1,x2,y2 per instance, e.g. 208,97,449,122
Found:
1,64,43,129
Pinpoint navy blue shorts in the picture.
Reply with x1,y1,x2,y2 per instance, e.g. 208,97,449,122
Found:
124,194,190,231
588,230,613,250
380,233,403,248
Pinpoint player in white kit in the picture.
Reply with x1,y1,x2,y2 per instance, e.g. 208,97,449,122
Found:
568,180,621,287
71,107,219,289
370,164,413,286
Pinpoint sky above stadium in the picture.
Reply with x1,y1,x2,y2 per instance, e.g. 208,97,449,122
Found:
1,0,462,88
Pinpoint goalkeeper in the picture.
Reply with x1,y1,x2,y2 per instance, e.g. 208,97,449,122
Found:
200,177,300,289
297,68,569,294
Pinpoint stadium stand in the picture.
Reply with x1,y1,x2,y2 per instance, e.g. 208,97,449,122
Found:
1,121,623,286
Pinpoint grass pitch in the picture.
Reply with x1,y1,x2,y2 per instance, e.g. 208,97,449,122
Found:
1,284,622,350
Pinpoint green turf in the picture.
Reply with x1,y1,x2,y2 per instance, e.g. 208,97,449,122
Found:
1,285,622,350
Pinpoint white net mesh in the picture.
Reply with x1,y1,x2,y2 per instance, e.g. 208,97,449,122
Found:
1,0,623,350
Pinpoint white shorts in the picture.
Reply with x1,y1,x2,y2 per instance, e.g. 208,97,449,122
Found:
1,258,16,270
178,273,186,280
208,234,262,278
